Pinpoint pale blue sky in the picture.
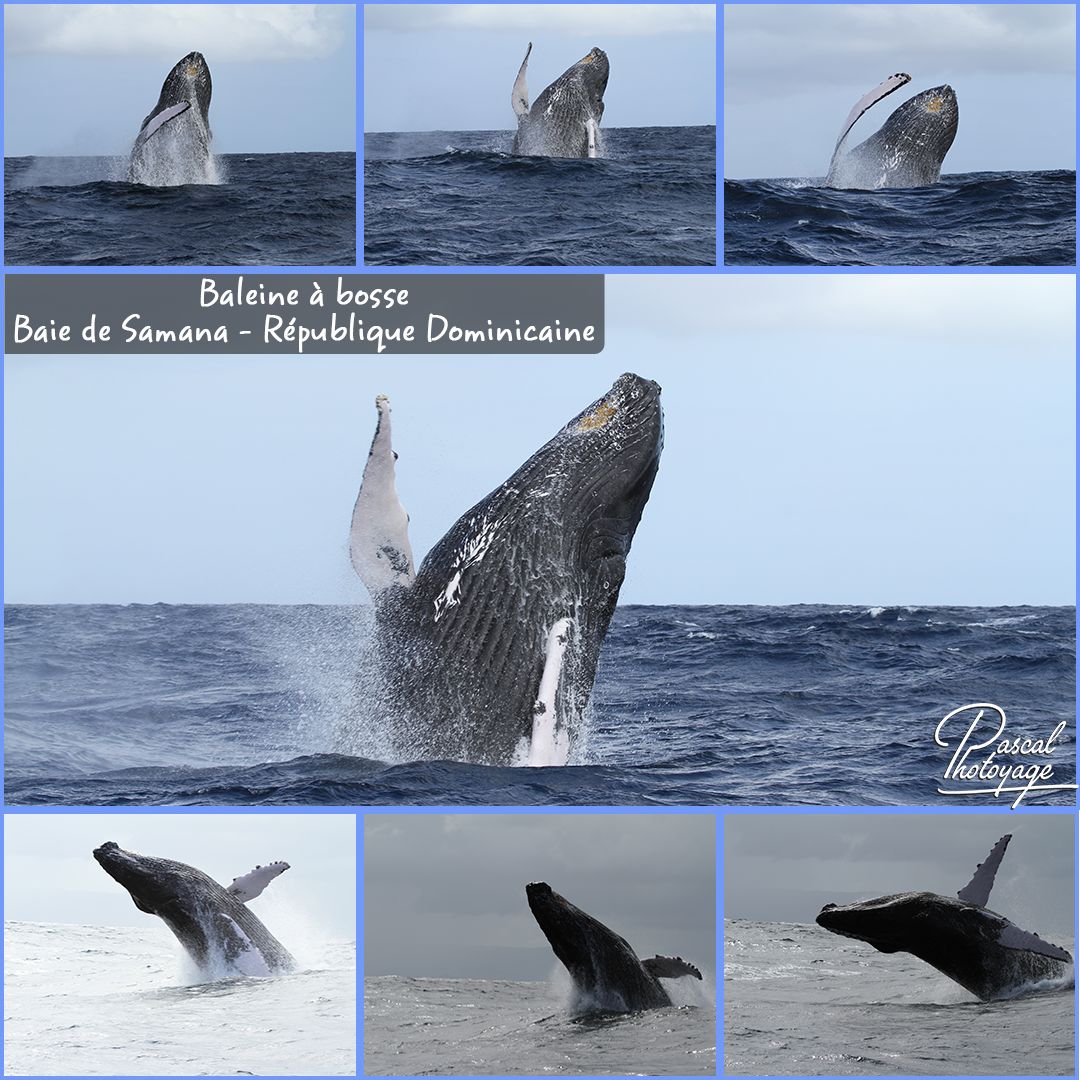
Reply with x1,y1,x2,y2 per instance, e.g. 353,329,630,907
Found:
4,275,1074,606
4,4,356,156
364,4,716,132
4,814,357,937
725,4,1076,178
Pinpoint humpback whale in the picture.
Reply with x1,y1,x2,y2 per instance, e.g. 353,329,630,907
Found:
816,834,1073,1001
511,44,609,158
825,73,958,189
93,842,295,977
129,51,214,185
526,882,702,1012
350,373,662,766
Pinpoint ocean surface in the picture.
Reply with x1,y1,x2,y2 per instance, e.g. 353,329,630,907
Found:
724,170,1076,266
4,921,356,1076
364,127,716,266
4,604,1073,807
724,919,1076,1075
364,974,715,1075
3,152,356,266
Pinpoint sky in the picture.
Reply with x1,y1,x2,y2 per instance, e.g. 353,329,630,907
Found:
3,4,356,156
3,813,357,940
724,814,1075,938
363,813,716,981
725,4,1076,178
364,4,716,132
4,275,1074,607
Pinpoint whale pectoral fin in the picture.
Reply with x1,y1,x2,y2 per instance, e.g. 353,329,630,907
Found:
351,395,416,599
827,72,912,180
527,617,573,766
134,101,192,150
226,860,291,903
957,834,1011,907
585,119,598,158
997,921,1073,963
512,42,533,118
643,956,703,980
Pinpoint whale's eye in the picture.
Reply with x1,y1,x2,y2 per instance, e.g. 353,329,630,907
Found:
578,402,616,430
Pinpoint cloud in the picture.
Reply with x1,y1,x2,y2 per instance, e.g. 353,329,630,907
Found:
5,4,352,61
365,3,714,37
726,4,1075,96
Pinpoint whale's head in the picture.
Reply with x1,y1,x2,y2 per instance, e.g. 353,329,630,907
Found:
526,881,639,998
817,891,952,953
162,51,212,118
574,46,610,102
884,84,958,162
93,841,213,923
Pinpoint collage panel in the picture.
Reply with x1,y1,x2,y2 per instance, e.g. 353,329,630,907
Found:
723,812,1076,1076
363,811,717,1076
362,4,717,267
723,3,1076,267
3,811,357,1076
3,275,1074,808
3,3,358,267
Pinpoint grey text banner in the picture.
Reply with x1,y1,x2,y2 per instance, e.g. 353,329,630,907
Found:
5,274,605,355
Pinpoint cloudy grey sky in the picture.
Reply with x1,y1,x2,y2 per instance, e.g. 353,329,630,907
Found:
364,813,716,980
724,814,1075,936
364,4,715,131
4,813,356,940
4,275,1073,606
725,4,1076,177
4,5,355,156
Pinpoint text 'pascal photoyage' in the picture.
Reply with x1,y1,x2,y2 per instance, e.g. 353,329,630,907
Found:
934,703,1075,808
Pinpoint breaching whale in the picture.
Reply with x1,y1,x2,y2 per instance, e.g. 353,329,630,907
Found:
526,881,702,1012
129,51,214,185
825,73,958,189
350,373,662,767
816,834,1073,1001
93,842,295,977
511,43,609,158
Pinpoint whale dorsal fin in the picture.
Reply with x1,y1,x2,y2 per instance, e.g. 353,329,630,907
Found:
642,955,703,980
227,860,290,903
958,834,1011,907
513,42,533,119
350,395,416,598
827,72,911,177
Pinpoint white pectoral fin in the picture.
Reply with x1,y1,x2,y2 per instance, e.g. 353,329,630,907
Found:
586,118,598,158
512,42,533,118
350,395,416,598
227,860,290,903
527,617,573,767
957,834,1011,907
828,72,911,174
135,101,192,149
642,955,703,980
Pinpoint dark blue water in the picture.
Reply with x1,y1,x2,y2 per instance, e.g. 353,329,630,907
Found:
724,170,1076,266
5,604,1073,807
364,127,716,266
4,152,356,266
